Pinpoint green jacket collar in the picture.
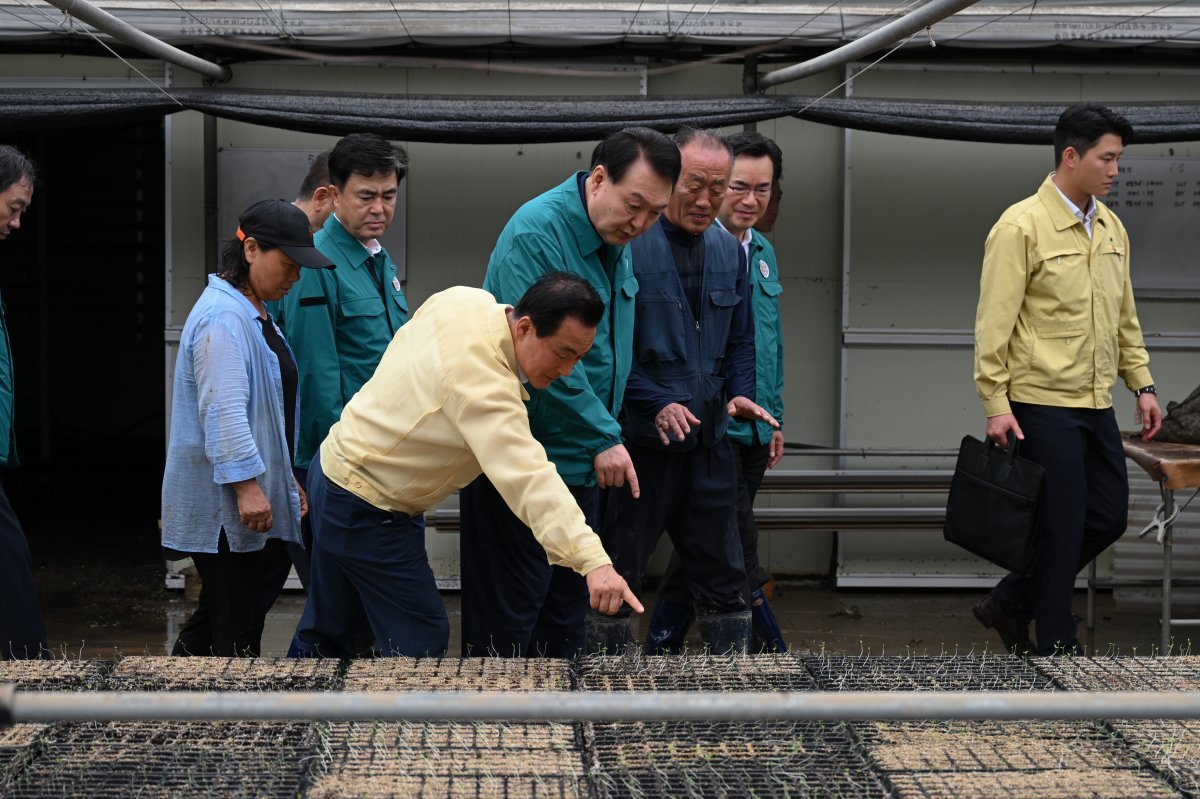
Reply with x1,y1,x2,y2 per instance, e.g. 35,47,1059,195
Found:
316,214,377,270
562,172,605,261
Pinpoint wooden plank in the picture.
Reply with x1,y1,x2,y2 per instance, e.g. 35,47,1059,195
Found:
1122,433,1200,490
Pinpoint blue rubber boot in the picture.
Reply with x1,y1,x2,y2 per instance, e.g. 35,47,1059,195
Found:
643,597,696,655
750,588,787,653
696,610,752,655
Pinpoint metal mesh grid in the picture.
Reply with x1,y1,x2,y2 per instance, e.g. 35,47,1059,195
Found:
319,659,585,798
0,659,111,691
342,656,572,692
588,720,889,799
107,655,342,691
1034,656,1200,692
882,767,1182,799
857,721,1142,772
580,654,885,799
577,652,817,692
1,721,319,798
1106,720,1200,798
805,655,1057,692
310,720,587,799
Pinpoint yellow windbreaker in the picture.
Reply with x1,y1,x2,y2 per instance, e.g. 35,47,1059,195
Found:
975,175,1153,417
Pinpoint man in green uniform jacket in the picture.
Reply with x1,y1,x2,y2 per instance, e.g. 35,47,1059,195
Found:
459,127,679,657
271,134,411,603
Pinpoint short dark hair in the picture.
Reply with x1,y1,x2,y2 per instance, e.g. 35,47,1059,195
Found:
673,127,733,158
724,131,783,183
216,237,279,290
328,134,407,190
591,127,682,186
296,150,331,200
1054,104,1133,167
0,145,36,194
514,272,605,337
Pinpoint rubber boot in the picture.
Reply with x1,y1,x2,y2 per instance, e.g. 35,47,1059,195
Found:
644,597,696,655
696,610,752,655
585,610,633,655
750,588,787,653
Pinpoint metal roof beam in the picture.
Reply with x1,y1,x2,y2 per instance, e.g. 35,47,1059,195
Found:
42,0,231,82
759,0,980,89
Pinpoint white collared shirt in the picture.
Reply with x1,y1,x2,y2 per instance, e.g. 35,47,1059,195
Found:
1051,181,1097,239
715,218,753,269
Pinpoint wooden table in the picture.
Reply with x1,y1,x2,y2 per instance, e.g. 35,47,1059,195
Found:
1087,435,1200,653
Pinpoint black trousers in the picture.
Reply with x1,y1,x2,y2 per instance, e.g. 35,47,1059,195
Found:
603,439,748,618
991,402,1128,655
172,532,293,657
0,478,47,659
657,441,772,604
459,475,594,657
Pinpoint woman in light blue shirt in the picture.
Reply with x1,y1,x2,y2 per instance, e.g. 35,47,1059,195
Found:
162,199,332,656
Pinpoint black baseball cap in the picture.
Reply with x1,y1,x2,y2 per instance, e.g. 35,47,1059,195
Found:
236,199,334,269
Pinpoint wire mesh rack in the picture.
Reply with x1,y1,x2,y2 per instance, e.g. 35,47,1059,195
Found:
0,659,112,691
804,655,1058,693
342,656,572,692
1034,656,1200,692
577,652,817,692
579,653,886,799
0,720,320,798
314,658,586,798
106,656,342,691
1104,719,1200,798
881,767,1182,799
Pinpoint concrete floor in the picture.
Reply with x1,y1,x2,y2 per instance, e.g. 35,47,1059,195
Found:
42,582,1191,659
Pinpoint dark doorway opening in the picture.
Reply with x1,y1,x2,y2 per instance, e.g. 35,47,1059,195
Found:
3,121,167,621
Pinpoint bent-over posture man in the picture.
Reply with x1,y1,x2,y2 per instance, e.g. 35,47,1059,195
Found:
462,127,678,658
973,103,1161,656
291,273,643,658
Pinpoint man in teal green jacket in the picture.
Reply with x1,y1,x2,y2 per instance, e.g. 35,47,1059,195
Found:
271,134,411,592
0,144,47,659
460,128,679,657
644,131,788,654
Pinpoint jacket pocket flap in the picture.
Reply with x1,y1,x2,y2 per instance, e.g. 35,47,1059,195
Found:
1037,247,1086,262
758,280,783,297
340,296,385,318
1033,319,1084,339
621,275,640,299
709,289,741,307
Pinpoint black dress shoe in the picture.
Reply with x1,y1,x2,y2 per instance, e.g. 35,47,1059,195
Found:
973,594,1034,655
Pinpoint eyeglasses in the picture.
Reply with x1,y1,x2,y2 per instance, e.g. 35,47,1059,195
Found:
727,182,772,198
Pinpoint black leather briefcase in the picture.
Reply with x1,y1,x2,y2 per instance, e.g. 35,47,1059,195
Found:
944,431,1045,573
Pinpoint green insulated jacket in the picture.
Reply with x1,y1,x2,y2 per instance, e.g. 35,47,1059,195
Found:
0,295,17,467
482,173,637,487
272,214,409,469
728,229,784,446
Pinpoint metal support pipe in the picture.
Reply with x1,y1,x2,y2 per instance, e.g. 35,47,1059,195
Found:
41,0,231,82
759,0,980,89
8,689,1200,724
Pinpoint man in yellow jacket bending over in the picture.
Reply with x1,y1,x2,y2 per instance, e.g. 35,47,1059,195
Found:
973,103,1162,657
290,272,642,657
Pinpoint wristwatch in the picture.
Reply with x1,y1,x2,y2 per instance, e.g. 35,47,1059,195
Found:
1134,384,1157,397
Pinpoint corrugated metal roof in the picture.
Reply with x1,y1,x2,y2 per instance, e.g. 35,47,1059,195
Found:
2,1,1199,51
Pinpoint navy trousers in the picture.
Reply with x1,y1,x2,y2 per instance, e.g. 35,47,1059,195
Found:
172,532,293,657
459,475,594,657
292,453,449,658
657,440,772,604
991,402,1129,655
0,479,47,659
603,439,748,618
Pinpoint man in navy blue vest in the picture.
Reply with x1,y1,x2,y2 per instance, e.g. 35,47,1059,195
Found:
593,128,778,655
